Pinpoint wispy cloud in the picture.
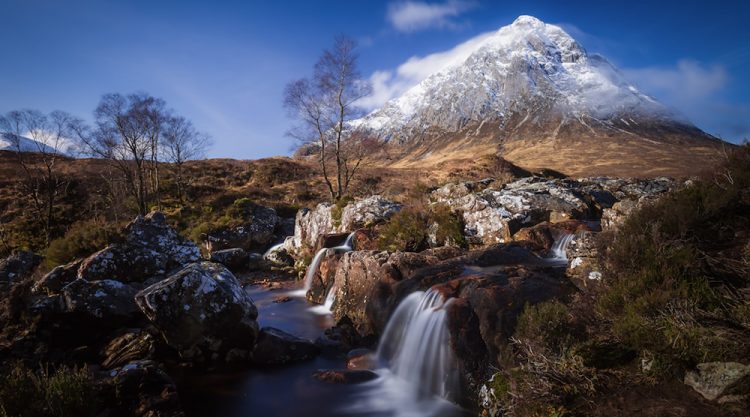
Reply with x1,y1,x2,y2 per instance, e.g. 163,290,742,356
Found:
358,29,494,109
623,60,728,103
622,60,750,139
386,1,477,33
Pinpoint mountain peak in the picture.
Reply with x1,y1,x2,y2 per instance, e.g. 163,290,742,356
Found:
352,15,684,143
510,15,545,28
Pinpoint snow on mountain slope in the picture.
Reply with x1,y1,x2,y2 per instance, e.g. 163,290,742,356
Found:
0,132,74,155
352,15,685,143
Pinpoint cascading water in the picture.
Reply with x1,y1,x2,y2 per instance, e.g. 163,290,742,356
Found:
291,232,356,298
343,288,463,417
549,232,575,263
262,242,285,258
376,288,458,400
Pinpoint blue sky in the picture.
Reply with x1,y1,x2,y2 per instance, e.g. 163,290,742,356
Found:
1,0,748,158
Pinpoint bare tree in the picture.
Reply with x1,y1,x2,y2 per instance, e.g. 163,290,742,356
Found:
77,93,166,215
284,35,374,201
161,115,211,202
0,109,77,245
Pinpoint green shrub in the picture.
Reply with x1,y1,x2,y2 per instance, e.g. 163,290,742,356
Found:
0,362,98,417
515,300,574,353
595,144,750,374
429,203,467,248
44,220,124,268
331,196,354,228
377,208,428,252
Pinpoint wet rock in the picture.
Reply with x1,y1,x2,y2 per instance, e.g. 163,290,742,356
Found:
101,329,156,369
78,212,200,283
251,327,320,366
684,362,750,402
566,231,603,290
135,262,259,362
263,240,295,267
0,250,42,284
346,349,376,370
33,259,81,294
105,360,184,417
313,369,378,384
60,278,139,321
326,251,438,336
209,248,248,272
204,203,280,252
439,265,574,380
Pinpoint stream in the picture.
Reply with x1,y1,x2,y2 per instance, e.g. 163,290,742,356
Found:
177,281,471,417
178,232,580,417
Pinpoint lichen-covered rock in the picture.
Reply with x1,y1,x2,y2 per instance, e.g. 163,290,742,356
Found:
204,203,280,252
433,177,590,245
0,250,42,284
209,248,249,271
101,329,156,369
33,259,81,294
566,231,603,290
78,212,200,283
339,195,402,230
135,262,259,362
60,278,139,321
684,362,750,402
291,196,400,254
251,327,320,366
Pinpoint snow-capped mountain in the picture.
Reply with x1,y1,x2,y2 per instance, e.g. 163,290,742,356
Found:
0,132,76,156
352,15,715,159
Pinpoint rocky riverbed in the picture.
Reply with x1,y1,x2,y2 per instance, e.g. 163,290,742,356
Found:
1,174,746,417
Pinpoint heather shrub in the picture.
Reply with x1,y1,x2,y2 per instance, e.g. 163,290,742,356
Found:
44,219,124,268
0,363,98,417
596,144,750,374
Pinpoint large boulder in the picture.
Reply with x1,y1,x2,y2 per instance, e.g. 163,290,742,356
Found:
684,362,750,403
432,177,590,245
339,195,402,230
316,244,540,338
204,203,280,252
135,262,259,362
78,212,200,283
251,327,320,366
209,248,249,272
60,278,140,322
439,266,574,382
0,250,42,284
292,196,401,253
33,259,81,295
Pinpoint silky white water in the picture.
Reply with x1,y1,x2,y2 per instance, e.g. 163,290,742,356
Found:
376,288,458,400
549,232,575,262
293,232,357,299
262,242,285,258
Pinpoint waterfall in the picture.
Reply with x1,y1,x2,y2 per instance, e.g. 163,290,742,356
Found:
299,232,356,294
376,288,458,401
549,232,575,262
262,242,285,259
309,286,337,315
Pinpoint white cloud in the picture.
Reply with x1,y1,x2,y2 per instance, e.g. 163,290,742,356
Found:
387,1,477,33
358,29,495,109
623,60,728,103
